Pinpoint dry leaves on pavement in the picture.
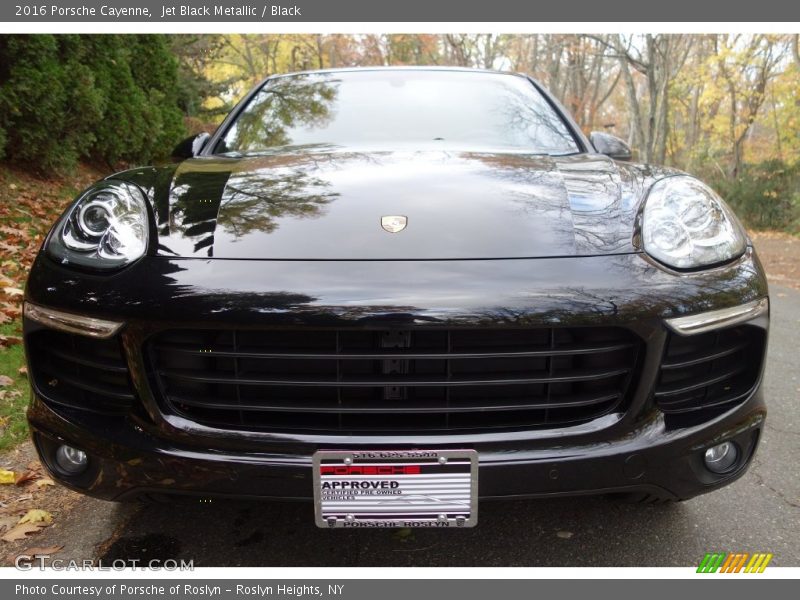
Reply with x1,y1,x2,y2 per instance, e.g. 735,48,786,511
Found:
18,509,53,525
1,522,49,543
14,470,40,486
15,544,63,558
0,451,68,553
0,509,54,542
0,516,17,532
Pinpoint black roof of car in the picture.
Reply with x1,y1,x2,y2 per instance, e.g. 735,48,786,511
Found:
267,66,530,81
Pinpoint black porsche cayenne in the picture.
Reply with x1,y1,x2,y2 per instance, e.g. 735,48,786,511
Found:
24,68,768,528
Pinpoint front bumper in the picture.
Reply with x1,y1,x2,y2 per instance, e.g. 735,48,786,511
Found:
28,387,764,501
24,249,769,502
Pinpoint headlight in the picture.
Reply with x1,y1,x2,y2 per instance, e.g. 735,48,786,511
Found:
47,181,149,270
641,176,746,269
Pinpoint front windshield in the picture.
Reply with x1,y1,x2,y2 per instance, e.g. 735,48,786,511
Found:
215,70,580,155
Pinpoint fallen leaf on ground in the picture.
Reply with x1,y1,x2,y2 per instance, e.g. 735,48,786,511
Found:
556,530,574,539
0,376,13,387
16,545,63,558
2,288,23,297
0,225,30,239
15,471,39,486
18,509,52,525
393,528,414,541
0,516,18,532
1,522,48,542
1,304,21,319
18,366,27,377
34,478,55,488
0,469,16,484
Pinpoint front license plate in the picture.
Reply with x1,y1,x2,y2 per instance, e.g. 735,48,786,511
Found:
313,449,478,529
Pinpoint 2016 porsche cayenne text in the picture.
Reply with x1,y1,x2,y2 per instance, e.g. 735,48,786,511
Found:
24,68,768,528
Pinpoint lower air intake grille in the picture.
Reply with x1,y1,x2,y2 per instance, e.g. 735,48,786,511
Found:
27,330,135,414
655,325,765,414
149,326,642,434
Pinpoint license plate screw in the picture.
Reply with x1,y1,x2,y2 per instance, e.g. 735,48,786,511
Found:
437,514,447,523
326,517,337,528
344,457,353,465
438,456,448,465
456,516,466,527
346,514,355,523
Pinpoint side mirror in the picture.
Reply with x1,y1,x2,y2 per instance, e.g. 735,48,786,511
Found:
171,132,211,161
589,131,632,161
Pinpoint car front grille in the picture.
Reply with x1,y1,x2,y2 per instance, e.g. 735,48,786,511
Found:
655,325,765,415
148,326,642,434
27,330,136,415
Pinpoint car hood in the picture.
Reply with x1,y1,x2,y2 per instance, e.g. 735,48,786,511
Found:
123,150,665,260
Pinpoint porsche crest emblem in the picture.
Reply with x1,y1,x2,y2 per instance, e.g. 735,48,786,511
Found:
381,215,408,233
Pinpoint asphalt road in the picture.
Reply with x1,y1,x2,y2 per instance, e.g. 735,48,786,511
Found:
36,285,800,567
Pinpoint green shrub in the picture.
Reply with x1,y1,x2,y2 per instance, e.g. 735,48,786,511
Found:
711,160,800,234
0,35,90,172
0,35,185,173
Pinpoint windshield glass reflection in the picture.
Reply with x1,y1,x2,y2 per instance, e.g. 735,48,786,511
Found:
216,70,580,155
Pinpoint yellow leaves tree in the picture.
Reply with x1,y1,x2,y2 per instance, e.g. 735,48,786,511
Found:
203,35,331,114
194,34,799,179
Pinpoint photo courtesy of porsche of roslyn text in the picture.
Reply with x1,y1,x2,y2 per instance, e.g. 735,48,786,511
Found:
0,31,798,569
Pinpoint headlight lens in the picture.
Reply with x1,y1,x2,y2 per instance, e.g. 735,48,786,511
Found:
642,176,746,269
47,181,149,269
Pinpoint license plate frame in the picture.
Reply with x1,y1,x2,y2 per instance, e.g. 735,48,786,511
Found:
312,449,478,529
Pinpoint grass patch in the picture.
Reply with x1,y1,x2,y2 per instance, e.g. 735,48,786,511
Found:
0,322,29,451
0,162,105,452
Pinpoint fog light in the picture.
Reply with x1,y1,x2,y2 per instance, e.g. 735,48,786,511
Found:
55,445,88,475
704,442,739,474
